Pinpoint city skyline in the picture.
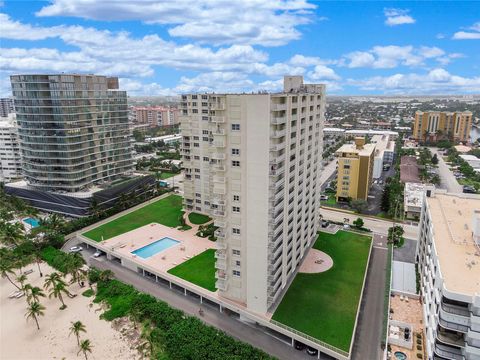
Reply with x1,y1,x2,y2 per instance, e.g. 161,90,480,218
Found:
1,0,479,97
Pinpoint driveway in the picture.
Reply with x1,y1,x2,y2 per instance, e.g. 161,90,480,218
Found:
434,149,463,193
351,247,388,360
393,238,417,263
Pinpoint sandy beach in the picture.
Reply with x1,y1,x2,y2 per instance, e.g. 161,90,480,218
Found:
0,262,139,360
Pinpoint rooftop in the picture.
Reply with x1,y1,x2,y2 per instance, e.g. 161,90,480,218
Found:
404,182,425,208
426,193,480,295
400,156,420,183
336,142,376,157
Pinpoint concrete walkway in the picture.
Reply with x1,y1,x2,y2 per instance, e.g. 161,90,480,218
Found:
89,256,310,360
434,148,463,194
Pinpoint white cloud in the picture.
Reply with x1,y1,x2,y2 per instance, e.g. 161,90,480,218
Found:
342,45,454,69
453,21,480,39
384,8,415,26
36,0,317,46
307,65,340,81
348,69,480,94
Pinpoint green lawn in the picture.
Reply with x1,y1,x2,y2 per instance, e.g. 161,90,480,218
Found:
167,249,216,291
272,230,372,353
82,194,183,242
158,171,178,180
188,212,212,225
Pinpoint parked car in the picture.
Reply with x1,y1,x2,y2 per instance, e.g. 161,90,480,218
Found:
306,346,318,356
343,224,350,229
321,220,329,228
378,179,383,185
294,340,306,351
69,246,83,253
93,250,104,258
463,185,477,194
320,194,329,201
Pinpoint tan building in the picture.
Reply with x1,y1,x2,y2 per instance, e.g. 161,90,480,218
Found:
335,137,375,201
180,75,325,314
132,106,179,127
413,110,473,143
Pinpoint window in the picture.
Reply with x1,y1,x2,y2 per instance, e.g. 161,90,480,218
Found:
202,137,209,141
232,228,240,235
232,206,240,213
195,169,200,173
203,157,209,162
232,249,241,256
193,143,199,147
195,175,200,179
233,270,241,277
231,148,240,156
194,156,200,160
232,124,240,131
232,160,240,167
202,130,209,135
235,260,241,266
195,193,201,197
233,195,240,201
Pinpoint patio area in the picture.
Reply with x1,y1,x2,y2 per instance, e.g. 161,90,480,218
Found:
101,222,216,273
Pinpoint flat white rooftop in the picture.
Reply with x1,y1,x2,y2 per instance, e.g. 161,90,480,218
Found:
404,182,425,208
427,193,480,295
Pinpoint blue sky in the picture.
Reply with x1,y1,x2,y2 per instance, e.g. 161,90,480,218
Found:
0,0,479,96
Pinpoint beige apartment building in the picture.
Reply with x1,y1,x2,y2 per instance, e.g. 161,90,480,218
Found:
180,76,325,314
132,106,179,127
413,111,473,143
335,137,375,202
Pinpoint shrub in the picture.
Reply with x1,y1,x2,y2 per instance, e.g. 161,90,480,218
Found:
82,289,94,297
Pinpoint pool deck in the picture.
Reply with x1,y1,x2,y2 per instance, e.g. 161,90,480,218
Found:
100,223,215,273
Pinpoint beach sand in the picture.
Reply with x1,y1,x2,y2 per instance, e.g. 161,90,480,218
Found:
0,262,139,360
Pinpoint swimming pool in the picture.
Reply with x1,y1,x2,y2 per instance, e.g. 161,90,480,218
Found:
131,237,180,259
23,217,40,228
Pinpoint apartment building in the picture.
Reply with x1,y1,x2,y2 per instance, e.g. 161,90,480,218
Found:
416,190,480,360
10,74,133,192
131,106,179,127
0,98,15,117
413,111,473,143
180,76,325,314
371,134,395,179
0,114,22,182
335,137,375,201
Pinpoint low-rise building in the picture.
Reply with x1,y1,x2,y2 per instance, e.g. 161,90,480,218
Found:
371,134,395,179
460,154,480,169
416,190,480,360
145,134,182,145
400,156,420,184
404,182,434,219
131,106,179,127
335,137,376,201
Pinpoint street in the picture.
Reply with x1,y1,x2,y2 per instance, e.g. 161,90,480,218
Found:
319,207,419,240
320,159,337,189
434,148,463,194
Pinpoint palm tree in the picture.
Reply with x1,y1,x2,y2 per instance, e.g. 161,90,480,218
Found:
25,301,45,330
69,321,86,346
25,284,46,304
78,339,92,360
41,213,65,234
17,273,28,289
65,254,86,286
0,259,21,290
98,270,114,282
48,280,69,310
43,272,61,290
0,222,24,246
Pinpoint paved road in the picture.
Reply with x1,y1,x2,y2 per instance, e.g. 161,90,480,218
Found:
319,208,419,240
351,247,388,360
434,148,463,194
320,159,337,188
393,239,417,263
88,256,310,360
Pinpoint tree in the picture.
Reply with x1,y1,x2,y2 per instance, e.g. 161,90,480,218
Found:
98,269,114,282
25,301,46,330
0,221,24,246
353,218,364,229
25,284,46,304
388,225,405,247
0,258,21,290
431,154,439,165
129,306,142,329
48,281,70,310
78,339,93,360
41,213,65,234
350,199,368,213
69,321,87,346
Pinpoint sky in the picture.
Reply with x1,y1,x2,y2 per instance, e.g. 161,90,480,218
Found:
0,0,479,96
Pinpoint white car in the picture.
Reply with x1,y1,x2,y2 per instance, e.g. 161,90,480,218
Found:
69,246,83,253
93,250,103,258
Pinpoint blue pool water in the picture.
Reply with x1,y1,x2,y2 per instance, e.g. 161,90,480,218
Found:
131,237,180,259
394,351,407,360
23,217,40,228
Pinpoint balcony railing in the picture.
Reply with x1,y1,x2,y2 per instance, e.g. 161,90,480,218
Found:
434,343,464,360
211,153,226,160
442,303,470,318
215,279,227,291
271,116,286,125
269,143,285,152
271,103,287,111
439,317,469,333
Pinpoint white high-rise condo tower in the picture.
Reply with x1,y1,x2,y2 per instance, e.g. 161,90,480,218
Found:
180,76,325,313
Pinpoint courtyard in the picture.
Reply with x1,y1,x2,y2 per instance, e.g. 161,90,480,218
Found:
272,230,372,353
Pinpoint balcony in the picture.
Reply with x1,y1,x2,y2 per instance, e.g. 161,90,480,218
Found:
210,103,226,111
213,176,226,184
215,269,226,279
216,279,228,291
211,153,226,160
211,197,226,206
213,165,226,172
442,302,470,318
214,229,226,239
214,219,227,228
271,103,287,111
271,129,286,138
213,209,226,217
212,128,226,136
212,140,226,148
269,177,285,190
437,330,465,348
269,143,285,152
434,342,464,360
216,259,227,270
439,317,469,333
269,166,285,177
216,239,227,249
271,116,286,125
270,153,285,165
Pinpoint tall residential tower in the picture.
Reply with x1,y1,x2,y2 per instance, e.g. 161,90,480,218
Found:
10,74,133,192
180,76,325,313
413,110,473,143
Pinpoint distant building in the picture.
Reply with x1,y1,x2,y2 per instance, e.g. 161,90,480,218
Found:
400,156,420,183
459,154,480,169
403,182,434,219
145,134,181,145
0,98,14,117
345,129,399,139
335,137,375,201
0,114,22,182
371,134,395,179
416,190,480,360
413,110,473,143
131,106,179,127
